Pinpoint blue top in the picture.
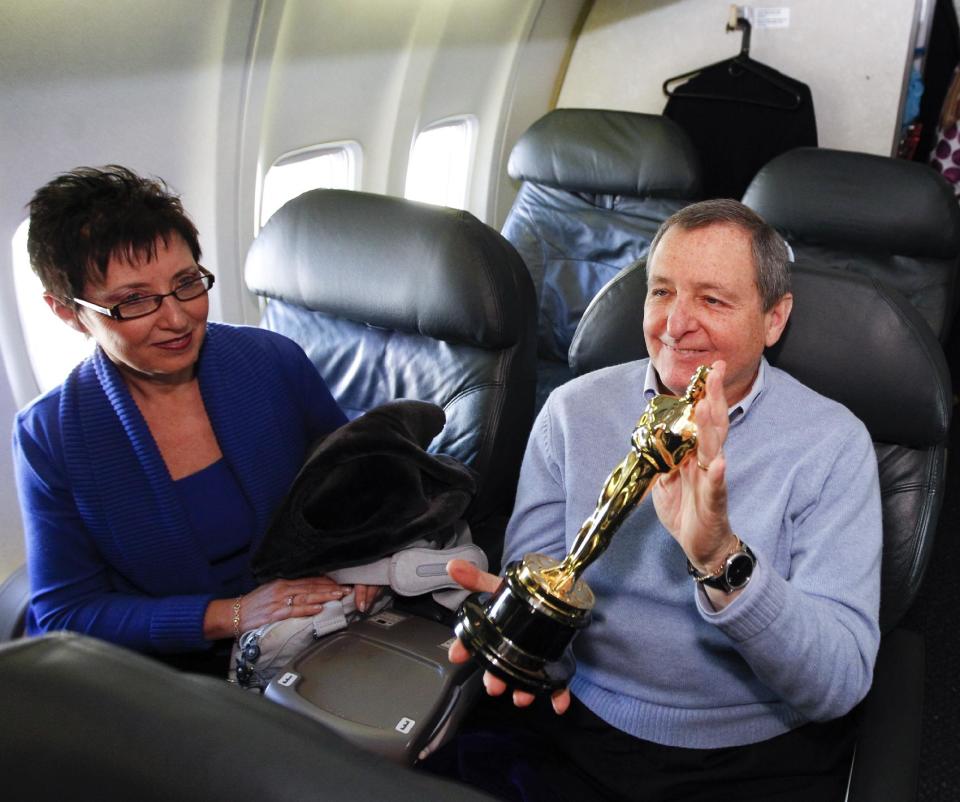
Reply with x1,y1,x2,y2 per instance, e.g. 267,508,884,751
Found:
502,358,882,749
13,323,347,654
174,458,256,597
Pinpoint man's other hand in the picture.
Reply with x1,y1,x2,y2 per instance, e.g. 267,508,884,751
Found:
446,558,571,714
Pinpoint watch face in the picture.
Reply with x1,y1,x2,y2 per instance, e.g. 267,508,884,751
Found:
726,553,754,589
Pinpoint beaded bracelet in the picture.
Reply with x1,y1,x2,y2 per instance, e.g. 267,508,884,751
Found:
232,595,243,641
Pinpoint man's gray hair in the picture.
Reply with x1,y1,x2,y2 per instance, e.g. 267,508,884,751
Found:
646,199,790,310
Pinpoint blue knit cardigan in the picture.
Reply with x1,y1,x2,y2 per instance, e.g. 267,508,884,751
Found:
13,323,346,653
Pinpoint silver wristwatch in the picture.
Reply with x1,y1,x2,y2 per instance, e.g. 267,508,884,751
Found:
687,538,756,593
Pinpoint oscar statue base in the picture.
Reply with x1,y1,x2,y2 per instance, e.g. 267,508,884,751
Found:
454,553,593,693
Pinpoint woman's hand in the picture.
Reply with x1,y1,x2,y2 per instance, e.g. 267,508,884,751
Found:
446,558,571,714
351,583,384,613
241,575,351,627
204,575,349,640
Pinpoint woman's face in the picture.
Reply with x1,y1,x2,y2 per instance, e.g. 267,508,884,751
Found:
56,233,209,386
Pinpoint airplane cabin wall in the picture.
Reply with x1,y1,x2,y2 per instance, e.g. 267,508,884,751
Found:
0,0,585,580
0,356,20,580
238,0,585,327
0,0,261,579
559,0,918,158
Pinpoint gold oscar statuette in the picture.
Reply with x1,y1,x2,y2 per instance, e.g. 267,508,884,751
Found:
455,365,711,692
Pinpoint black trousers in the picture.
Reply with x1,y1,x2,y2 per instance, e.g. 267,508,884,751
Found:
423,693,855,802
153,639,233,677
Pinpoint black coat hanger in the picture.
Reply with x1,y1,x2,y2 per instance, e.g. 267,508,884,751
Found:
662,17,803,111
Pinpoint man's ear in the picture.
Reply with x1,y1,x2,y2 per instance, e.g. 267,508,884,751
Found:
763,293,793,348
43,293,87,334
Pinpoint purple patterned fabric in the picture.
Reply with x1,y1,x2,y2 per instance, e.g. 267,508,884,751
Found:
930,122,960,194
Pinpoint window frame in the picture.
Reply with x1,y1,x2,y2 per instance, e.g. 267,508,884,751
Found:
258,140,363,230
403,114,478,210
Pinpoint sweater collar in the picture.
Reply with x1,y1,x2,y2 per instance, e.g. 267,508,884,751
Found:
643,358,767,425
195,323,288,537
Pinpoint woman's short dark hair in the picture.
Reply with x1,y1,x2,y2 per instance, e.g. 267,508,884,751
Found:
647,198,790,311
27,165,202,300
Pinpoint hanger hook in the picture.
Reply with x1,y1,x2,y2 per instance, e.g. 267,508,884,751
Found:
725,7,752,57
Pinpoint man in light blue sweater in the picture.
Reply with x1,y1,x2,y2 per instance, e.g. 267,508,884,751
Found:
444,200,881,800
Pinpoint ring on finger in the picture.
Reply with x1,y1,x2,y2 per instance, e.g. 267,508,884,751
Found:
696,459,710,472
285,595,294,607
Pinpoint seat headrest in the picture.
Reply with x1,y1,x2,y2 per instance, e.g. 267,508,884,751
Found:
570,260,950,447
743,148,960,258
507,108,702,198
245,189,529,349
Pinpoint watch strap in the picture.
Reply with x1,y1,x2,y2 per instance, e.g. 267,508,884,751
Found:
687,539,756,593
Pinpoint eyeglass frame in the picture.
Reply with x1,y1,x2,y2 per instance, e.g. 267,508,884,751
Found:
68,268,215,321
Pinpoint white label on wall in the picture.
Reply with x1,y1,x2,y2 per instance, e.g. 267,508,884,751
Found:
754,8,790,29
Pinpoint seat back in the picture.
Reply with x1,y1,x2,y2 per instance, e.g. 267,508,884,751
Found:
245,189,537,563
0,633,493,801
743,147,960,342
501,108,702,365
570,259,951,632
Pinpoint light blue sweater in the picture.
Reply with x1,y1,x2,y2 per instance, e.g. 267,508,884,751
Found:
502,358,881,749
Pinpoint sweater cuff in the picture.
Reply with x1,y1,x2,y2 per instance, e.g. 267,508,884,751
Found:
695,557,787,642
149,595,216,652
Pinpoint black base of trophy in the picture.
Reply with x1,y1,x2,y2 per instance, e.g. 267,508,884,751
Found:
454,558,592,694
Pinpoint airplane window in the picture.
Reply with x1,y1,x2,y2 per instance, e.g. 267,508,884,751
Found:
404,116,476,209
11,219,93,393
260,142,361,228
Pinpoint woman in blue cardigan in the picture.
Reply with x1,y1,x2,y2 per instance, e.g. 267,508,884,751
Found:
13,166,372,673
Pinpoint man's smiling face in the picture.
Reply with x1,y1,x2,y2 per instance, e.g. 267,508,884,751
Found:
642,222,791,405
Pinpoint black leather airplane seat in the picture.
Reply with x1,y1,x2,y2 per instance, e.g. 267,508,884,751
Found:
500,108,702,400
570,258,950,802
245,189,537,566
743,146,960,342
0,633,494,801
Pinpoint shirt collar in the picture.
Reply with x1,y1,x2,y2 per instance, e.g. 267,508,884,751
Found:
643,358,767,424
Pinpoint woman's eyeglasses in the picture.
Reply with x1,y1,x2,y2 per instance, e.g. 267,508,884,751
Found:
70,269,215,321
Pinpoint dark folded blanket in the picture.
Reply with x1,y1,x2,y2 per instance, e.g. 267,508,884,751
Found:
252,400,477,580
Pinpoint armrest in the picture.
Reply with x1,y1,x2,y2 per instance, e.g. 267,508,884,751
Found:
0,563,29,641
846,627,924,802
